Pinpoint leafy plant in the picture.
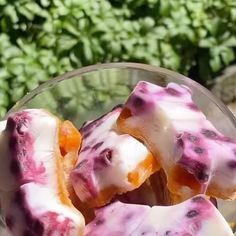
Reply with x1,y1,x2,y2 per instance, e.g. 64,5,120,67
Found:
0,0,236,117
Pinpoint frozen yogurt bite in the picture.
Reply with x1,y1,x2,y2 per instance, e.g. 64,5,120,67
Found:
71,106,158,207
117,81,236,202
0,109,84,235
85,195,233,236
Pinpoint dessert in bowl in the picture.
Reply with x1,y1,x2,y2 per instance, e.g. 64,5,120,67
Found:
1,63,236,235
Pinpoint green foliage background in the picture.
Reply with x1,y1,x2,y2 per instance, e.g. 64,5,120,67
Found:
0,0,236,117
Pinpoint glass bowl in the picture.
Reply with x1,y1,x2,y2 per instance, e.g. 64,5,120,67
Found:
3,62,236,226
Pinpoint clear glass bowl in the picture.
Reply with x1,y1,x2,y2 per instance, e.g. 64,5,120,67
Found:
4,63,236,225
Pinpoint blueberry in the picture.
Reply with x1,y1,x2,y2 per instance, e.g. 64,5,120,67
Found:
187,134,199,143
92,142,104,150
133,96,145,107
201,129,217,139
228,160,236,169
193,147,204,155
186,209,198,218
10,159,21,177
95,218,104,226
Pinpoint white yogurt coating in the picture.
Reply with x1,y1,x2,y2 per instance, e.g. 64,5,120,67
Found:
0,109,59,191
71,106,158,206
1,183,84,236
85,195,234,236
0,109,85,235
117,81,236,201
0,120,7,132
85,200,149,236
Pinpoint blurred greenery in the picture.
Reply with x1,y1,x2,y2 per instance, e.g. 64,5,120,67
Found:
0,0,236,116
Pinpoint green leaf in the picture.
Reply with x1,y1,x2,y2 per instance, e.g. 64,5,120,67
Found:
199,38,217,47
69,51,82,66
210,55,221,72
62,21,80,37
0,75,9,90
7,58,25,76
0,34,10,47
24,2,47,17
0,0,6,5
17,5,34,20
231,8,236,20
222,36,236,47
154,26,168,39
56,35,78,53
0,107,7,119
198,28,207,38
52,0,68,15
4,5,18,23
142,17,155,30
221,48,235,65
159,1,171,16
82,38,93,62
43,19,54,33
38,34,56,48
0,91,9,106
41,0,50,7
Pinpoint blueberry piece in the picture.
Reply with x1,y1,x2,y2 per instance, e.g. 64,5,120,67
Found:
133,96,145,107
165,230,171,235
92,142,104,150
228,160,236,169
193,147,204,155
187,134,199,143
32,220,44,234
95,218,104,226
80,146,91,153
16,119,28,135
10,159,21,177
14,190,25,205
196,170,209,182
94,149,113,170
125,213,133,220
186,209,198,218
201,129,217,138
192,196,205,202
76,159,88,169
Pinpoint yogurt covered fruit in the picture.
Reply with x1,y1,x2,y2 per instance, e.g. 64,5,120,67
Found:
71,106,159,207
117,81,236,202
0,80,235,236
0,109,85,235
85,195,234,236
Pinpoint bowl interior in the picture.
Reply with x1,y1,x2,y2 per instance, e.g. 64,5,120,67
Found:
7,63,236,137
5,62,236,221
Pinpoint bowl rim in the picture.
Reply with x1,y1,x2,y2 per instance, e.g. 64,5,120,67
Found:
6,62,236,127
